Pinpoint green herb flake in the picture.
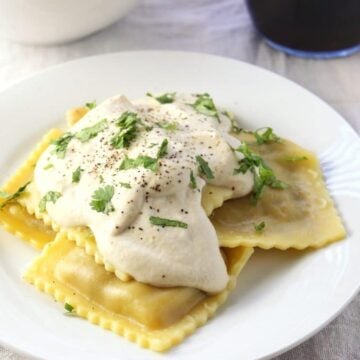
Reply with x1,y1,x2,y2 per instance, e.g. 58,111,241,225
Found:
254,221,266,232
0,190,9,198
75,119,108,143
189,170,197,189
157,139,168,159
223,111,242,134
43,164,54,170
85,101,96,110
39,191,61,213
149,216,188,229
235,143,287,204
284,155,308,162
111,112,140,149
148,142,158,148
72,167,83,183
0,182,31,209
64,303,74,312
192,93,220,121
119,155,158,172
51,133,74,159
156,121,178,132
99,175,104,183
90,185,115,215
147,92,175,104
119,182,131,189
196,155,214,180
254,127,281,145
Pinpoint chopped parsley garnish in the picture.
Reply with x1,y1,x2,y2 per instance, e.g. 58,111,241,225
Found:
147,92,175,104
72,167,83,183
119,139,167,172
85,101,96,110
254,127,280,145
0,181,30,209
284,155,308,162
148,142,158,148
196,155,214,180
223,110,242,134
149,216,188,229
39,191,61,213
51,133,74,159
111,112,140,149
156,121,178,132
75,119,108,143
90,185,115,215
235,143,287,204
43,163,54,170
254,221,266,232
119,155,158,172
157,139,168,159
99,175,104,183
192,93,220,122
119,182,131,189
64,303,74,312
189,170,197,189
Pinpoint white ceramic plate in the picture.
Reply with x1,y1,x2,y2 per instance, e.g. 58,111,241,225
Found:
0,51,359,360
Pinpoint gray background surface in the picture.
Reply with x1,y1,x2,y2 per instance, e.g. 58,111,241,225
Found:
0,0,359,359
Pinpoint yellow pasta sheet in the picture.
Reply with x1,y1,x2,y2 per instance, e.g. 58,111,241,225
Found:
24,232,253,351
0,129,61,249
212,134,346,250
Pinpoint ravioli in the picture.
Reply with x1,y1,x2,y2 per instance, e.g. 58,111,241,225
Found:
24,232,253,351
0,129,61,248
212,133,346,250
1,125,236,280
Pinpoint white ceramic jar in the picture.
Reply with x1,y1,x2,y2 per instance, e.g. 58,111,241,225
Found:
0,0,139,45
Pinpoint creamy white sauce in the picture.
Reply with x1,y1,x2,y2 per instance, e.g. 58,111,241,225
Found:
34,94,253,293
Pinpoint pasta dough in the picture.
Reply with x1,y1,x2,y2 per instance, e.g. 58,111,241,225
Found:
212,133,346,250
0,129,61,248
24,232,253,351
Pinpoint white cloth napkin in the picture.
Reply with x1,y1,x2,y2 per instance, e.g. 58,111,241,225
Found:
0,0,359,358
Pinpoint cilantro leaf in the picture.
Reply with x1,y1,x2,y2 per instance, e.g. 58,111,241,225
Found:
72,167,83,183
235,143,287,204
196,155,214,180
149,216,188,229
189,170,197,189
254,127,281,145
64,303,74,312
90,185,115,215
75,119,107,143
0,182,31,209
254,221,266,232
157,139,168,159
43,164,54,170
147,92,175,104
85,101,96,110
284,155,308,162
223,110,242,134
119,155,158,172
39,191,61,213
156,121,178,132
111,112,140,149
51,133,74,159
192,93,220,122
119,182,131,189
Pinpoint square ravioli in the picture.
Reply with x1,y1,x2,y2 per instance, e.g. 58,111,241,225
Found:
0,129,61,249
24,233,253,351
4,127,237,281
212,134,346,250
